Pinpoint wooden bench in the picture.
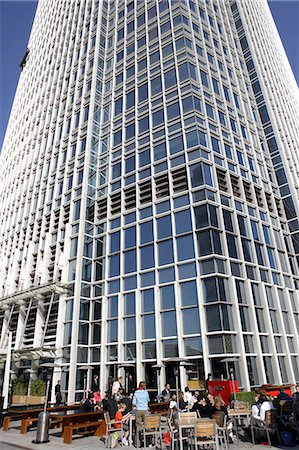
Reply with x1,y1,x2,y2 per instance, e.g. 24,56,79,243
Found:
61,411,105,444
2,404,80,433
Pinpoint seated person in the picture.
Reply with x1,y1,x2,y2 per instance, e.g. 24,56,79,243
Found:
191,394,210,417
251,392,274,425
115,402,131,446
79,392,95,412
206,393,217,418
178,391,188,411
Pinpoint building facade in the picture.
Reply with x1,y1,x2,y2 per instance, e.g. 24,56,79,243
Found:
0,0,299,403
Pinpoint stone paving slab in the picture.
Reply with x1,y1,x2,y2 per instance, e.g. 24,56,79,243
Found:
0,426,292,450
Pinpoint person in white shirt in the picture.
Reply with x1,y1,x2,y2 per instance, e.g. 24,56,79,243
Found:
251,392,274,425
112,376,123,397
183,387,192,405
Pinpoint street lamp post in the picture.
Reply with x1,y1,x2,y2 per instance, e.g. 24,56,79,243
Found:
2,331,12,410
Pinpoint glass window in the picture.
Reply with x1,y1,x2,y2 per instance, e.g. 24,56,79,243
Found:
153,109,164,128
200,70,209,88
139,116,149,134
157,215,172,239
109,254,120,277
158,239,174,266
161,311,177,337
164,68,177,90
124,317,136,341
143,341,156,359
140,244,155,269
126,90,135,109
139,149,151,167
124,226,136,248
138,83,148,103
180,280,198,306
124,292,135,315
160,284,175,309
125,156,135,173
141,288,154,312
167,102,180,121
163,339,178,358
182,308,200,334
151,76,162,95
176,234,195,261
169,135,184,155
142,314,156,338
206,103,214,119
184,337,202,356
107,320,118,342
175,209,192,234
140,220,154,244
124,249,137,273
154,142,167,161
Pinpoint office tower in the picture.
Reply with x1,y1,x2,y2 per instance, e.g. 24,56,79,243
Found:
0,0,299,403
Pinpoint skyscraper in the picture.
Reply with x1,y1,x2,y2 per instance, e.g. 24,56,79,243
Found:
0,0,298,403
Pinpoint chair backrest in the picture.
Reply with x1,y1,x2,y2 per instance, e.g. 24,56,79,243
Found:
145,414,161,430
265,410,277,427
104,411,111,423
279,400,293,415
234,401,249,410
167,418,175,434
211,411,225,427
178,411,197,420
194,420,216,438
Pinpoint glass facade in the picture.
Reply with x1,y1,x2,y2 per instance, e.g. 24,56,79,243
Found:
0,0,299,402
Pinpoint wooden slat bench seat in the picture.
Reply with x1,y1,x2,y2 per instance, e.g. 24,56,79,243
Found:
2,404,80,433
61,411,105,445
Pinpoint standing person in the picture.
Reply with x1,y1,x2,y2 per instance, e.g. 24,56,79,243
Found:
161,383,171,401
184,386,192,405
91,374,99,393
55,380,62,405
132,381,150,448
112,376,123,397
292,384,299,423
128,374,135,395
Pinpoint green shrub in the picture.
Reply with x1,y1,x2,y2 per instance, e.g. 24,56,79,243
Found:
12,379,28,396
29,379,46,396
230,391,256,407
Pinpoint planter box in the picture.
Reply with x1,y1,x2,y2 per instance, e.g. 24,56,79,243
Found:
11,395,27,404
27,396,46,405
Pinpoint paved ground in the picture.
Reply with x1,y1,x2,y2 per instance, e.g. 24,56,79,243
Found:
0,425,294,450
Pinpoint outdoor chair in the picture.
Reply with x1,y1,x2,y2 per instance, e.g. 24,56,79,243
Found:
178,411,197,420
104,410,124,448
212,411,231,450
250,409,280,448
189,419,218,450
142,414,162,450
167,418,179,450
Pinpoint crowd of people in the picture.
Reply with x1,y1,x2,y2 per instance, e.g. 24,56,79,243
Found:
74,376,299,447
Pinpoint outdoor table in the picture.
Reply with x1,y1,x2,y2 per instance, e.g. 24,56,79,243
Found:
175,417,207,450
228,409,251,444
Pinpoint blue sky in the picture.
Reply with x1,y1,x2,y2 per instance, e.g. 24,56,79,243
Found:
0,0,298,148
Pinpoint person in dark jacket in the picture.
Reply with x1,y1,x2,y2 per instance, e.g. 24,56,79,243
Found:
79,392,95,412
102,393,118,419
55,380,62,405
293,384,299,421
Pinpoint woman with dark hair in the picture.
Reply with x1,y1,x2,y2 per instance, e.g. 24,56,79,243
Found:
251,391,274,425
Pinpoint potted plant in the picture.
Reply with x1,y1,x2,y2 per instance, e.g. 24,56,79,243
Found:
27,379,46,405
12,379,28,404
